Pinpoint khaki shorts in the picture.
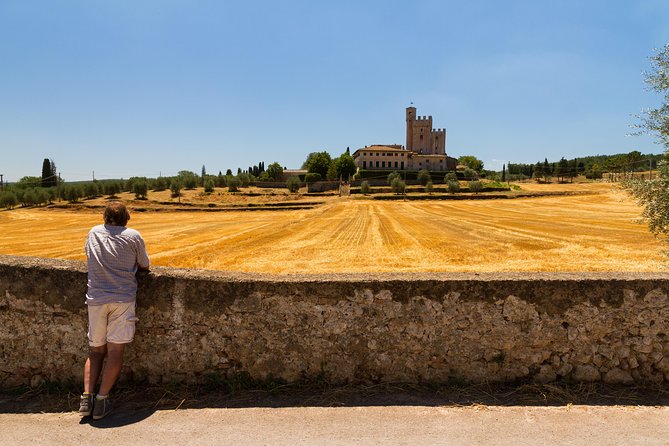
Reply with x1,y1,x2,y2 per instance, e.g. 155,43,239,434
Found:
87,302,138,347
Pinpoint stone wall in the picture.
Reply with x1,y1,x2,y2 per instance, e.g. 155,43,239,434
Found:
3,254,669,388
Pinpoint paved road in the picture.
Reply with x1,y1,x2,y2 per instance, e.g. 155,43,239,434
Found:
2,405,669,445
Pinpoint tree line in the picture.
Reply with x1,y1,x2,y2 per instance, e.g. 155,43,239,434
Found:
0,157,317,208
499,150,661,183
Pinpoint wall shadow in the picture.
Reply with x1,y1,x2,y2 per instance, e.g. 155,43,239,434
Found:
2,382,669,415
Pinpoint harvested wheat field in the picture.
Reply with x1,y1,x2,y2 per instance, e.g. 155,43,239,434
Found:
0,183,666,273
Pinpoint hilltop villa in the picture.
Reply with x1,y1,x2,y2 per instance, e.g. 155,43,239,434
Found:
352,107,457,172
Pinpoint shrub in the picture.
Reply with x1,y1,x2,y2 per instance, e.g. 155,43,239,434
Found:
425,180,433,194
286,176,301,193
448,181,460,194
468,180,483,193
391,178,406,194
417,169,431,186
360,181,371,195
484,181,512,190
305,172,322,184
228,176,241,192
204,179,215,193
463,168,478,180
585,167,603,180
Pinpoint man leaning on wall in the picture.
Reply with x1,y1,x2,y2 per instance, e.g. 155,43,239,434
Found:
79,201,150,420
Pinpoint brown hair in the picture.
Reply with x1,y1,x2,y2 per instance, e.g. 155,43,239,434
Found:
104,201,130,226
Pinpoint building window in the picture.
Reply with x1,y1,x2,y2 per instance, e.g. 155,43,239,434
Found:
376,161,379,168
382,161,386,168
395,161,398,168
401,161,404,169
363,161,366,169
420,135,423,141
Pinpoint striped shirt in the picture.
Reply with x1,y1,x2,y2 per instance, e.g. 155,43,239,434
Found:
85,224,150,305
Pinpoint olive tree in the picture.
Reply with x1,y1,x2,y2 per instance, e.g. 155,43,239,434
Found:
387,171,401,185
133,180,148,199
447,180,460,194
625,45,669,242
227,176,241,192
417,169,431,186
167,179,179,197
286,176,301,193
391,178,406,194
0,191,18,209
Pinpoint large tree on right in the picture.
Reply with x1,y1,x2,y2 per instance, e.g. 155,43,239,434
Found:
625,45,669,240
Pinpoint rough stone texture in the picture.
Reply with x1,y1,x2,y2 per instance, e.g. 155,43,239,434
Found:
3,254,669,388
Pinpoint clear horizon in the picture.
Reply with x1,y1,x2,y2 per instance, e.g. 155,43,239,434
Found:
1,1,668,182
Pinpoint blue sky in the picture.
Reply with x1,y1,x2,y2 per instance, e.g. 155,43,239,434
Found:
1,0,668,182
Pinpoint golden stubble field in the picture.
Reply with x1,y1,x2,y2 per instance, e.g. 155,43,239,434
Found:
0,183,666,273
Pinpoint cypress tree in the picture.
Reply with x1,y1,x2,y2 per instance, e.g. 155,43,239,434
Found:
50,159,57,186
41,158,52,187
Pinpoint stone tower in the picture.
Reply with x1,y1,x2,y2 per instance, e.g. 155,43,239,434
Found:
406,106,416,151
405,106,446,155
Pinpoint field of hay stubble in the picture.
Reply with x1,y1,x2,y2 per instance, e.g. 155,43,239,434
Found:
0,183,666,273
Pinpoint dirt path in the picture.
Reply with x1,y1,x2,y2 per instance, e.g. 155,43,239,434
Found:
2,405,668,445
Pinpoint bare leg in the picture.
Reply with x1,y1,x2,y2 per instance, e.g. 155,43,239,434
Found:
98,342,125,396
84,345,107,394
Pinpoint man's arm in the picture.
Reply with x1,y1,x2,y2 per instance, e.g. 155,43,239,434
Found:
135,234,151,270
